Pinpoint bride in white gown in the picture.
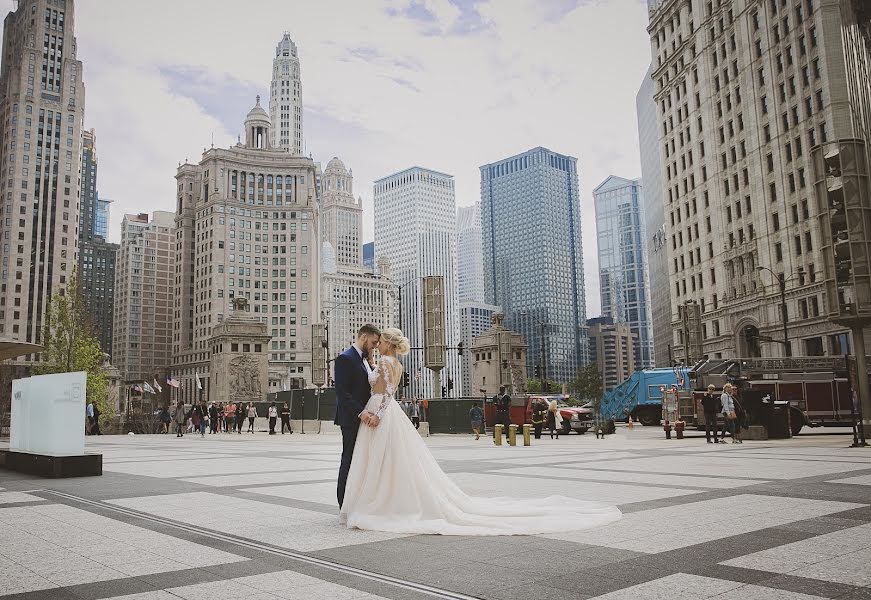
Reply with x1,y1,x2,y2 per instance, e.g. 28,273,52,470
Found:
339,328,622,536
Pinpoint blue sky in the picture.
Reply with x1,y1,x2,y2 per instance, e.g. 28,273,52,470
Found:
2,0,652,316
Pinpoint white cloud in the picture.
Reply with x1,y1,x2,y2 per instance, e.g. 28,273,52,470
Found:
1,0,652,317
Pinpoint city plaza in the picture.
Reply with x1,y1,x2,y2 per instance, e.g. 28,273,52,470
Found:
1,427,870,599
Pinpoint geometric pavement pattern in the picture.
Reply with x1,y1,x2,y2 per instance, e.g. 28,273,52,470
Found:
1,425,871,599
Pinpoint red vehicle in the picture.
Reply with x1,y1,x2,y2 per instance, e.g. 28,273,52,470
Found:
483,394,593,434
691,357,859,436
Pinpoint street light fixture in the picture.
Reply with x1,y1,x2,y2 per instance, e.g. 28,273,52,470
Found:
755,266,802,357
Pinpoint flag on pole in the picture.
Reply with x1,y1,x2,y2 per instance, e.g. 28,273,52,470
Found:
132,384,142,393
143,382,155,394
166,377,180,389
195,372,203,390
153,378,163,393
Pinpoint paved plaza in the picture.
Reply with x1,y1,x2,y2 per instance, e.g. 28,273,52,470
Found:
1,426,871,599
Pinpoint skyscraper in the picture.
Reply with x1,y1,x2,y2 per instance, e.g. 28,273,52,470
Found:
362,241,375,273
456,202,484,303
593,175,653,371
269,32,303,155
78,128,118,356
171,98,321,402
480,147,588,384
0,0,86,345
647,0,867,360
113,212,175,387
636,64,671,367
320,157,362,268
374,167,459,398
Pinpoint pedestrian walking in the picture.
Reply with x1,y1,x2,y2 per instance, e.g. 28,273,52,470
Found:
247,402,257,433
546,399,561,439
91,403,102,435
174,401,186,437
191,402,205,437
469,402,484,440
224,402,235,433
159,406,171,434
235,401,245,433
268,402,278,435
532,400,546,439
209,403,219,434
701,384,721,443
86,401,95,435
720,383,738,443
496,387,511,437
280,402,292,434
410,398,421,430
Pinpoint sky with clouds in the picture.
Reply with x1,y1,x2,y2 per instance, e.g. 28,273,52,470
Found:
2,0,653,316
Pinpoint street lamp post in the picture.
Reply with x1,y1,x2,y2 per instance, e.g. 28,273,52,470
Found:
756,266,792,357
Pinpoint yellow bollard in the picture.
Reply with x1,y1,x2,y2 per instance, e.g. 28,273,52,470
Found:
508,424,517,446
494,424,503,445
523,424,531,446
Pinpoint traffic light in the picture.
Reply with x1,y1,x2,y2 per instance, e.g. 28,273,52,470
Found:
441,386,447,398
534,365,541,378
456,341,464,356
448,378,454,391
402,372,410,388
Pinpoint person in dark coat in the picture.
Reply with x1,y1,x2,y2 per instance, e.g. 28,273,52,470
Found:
334,324,380,508
235,401,245,434
209,403,219,434
532,400,546,439
496,387,511,437
701,384,721,443
280,402,292,434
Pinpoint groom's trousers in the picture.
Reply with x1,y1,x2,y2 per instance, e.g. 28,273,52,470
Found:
337,424,359,507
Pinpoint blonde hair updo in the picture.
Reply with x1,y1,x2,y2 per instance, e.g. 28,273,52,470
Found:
380,328,410,356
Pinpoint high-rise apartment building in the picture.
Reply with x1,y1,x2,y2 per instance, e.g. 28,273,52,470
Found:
374,167,460,398
78,128,117,356
113,212,174,387
0,0,86,346
587,316,635,392
637,64,672,367
171,99,320,403
647,0,869,360
457,202,484,303
320,157,361,268
593,176,654,371
459,300,500,396
268,33,303,155
480,147,588,383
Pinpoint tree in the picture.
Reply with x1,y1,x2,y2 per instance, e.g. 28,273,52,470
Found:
34,270,112,428
525,378,559,394
570,363,604,411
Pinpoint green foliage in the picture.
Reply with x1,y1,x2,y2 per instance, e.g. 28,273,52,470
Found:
525,378,559,394
569,363,604,411
33,270,112,427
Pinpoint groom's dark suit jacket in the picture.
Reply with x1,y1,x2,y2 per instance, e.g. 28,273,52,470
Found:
333,346,369,427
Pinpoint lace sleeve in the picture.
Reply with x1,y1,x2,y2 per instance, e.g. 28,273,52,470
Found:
374,357,396,419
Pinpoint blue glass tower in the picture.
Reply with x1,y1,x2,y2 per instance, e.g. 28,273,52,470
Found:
480,147,588,384
593,176,654,371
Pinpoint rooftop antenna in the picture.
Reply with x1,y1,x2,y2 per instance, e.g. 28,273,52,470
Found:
211,131,214,148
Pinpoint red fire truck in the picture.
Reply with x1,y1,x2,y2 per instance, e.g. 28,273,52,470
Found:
690,357,859,436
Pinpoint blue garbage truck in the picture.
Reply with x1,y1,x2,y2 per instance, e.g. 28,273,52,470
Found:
598,367,692,426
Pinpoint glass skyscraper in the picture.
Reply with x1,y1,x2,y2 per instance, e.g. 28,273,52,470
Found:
480,147,588,384
593,175,653,371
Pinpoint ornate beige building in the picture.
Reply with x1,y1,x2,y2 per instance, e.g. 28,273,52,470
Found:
319,157,396,365
208,298,270,406
171,98,320,403
0,0,86,347
647,0,868,361
470,313,528,397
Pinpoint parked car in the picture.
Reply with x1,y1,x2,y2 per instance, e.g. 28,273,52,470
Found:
525,395,593,434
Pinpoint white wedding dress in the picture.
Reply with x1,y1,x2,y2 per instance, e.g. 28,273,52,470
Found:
339,356,621,536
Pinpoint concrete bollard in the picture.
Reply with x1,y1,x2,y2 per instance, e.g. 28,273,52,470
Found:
522,424,531,446
494,424,503,445
508,424,517,446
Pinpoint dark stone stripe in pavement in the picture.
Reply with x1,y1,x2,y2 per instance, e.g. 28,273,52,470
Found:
209,486,339,514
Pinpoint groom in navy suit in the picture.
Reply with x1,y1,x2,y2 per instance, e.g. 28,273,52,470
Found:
334,324,381,508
